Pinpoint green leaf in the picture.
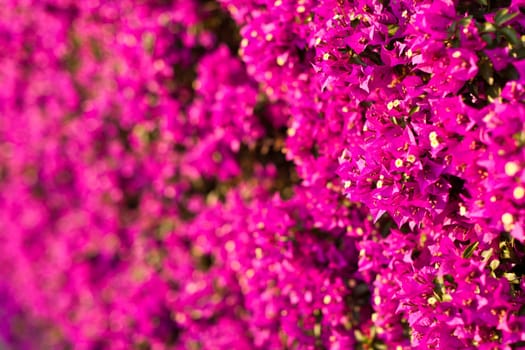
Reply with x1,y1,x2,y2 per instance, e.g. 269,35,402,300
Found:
500,26,522,48
495,9,519,26
462,241,479,259
513,131,525,147
409,105,420,115
500,64,520,81
481,248,493,261
444,274,455,284
490,259,500,271
443,274,458,289
500,242,513,260
479,59,494,85
448,21,457,35
486,84,502,99
354,330,367,342
477,0,488,5
481,33,495,48
388,24,400,36
391,116,406,128
458,17,472,27
479,22,497,33
512,47,525,59
350,54,367,67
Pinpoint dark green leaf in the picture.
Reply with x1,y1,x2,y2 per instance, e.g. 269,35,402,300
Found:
462,241,479,259
458,17,472,27
479,59,494,85
512,47,525,59
500,26,522,48
444,274,455,284
500,64,520,81
481,33,495,47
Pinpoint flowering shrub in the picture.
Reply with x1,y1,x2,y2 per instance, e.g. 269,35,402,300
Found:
1,0,525,349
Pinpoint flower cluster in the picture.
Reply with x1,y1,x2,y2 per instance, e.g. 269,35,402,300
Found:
1,0,525,349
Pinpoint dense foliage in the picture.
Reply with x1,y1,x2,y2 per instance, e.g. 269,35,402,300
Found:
1,0,525,349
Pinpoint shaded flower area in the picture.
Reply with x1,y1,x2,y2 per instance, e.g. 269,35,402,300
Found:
1,0,525,349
